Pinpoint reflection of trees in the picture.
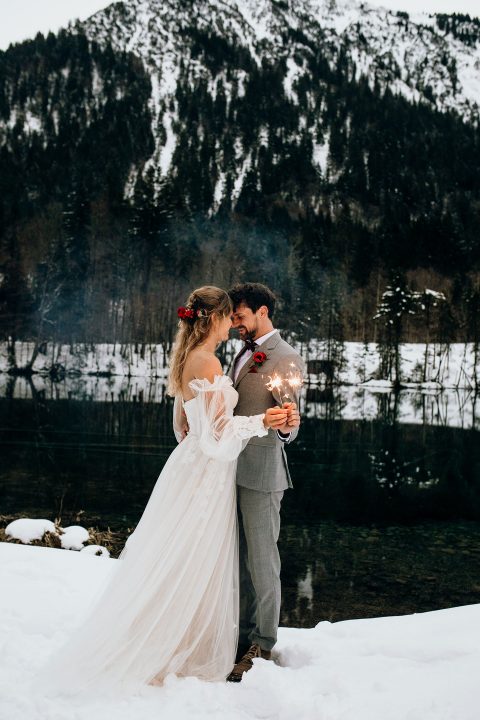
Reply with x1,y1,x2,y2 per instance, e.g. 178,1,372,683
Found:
368,447,439,492
375,386,400,426
0,389,175,524
280,525,318,628
282,519,480,626
464,282,480,393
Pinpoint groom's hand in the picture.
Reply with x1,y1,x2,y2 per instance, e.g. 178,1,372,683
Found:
285,402,300,426
277,402,300,434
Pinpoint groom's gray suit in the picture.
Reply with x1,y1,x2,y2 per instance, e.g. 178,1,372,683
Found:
229,330,304,652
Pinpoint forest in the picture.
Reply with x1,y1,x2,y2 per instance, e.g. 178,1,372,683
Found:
0,26,479,353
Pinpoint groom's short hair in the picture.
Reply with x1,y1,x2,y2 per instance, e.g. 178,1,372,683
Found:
228,283,277,319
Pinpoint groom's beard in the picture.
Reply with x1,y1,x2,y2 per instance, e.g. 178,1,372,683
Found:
239,326,258,344
231,321,259,342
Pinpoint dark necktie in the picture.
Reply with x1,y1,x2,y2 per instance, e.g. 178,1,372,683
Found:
233,339,257,375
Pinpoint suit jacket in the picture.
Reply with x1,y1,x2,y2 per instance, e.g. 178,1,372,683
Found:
228,330,304,493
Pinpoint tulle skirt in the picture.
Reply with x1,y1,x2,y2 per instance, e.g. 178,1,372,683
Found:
30,434,239,698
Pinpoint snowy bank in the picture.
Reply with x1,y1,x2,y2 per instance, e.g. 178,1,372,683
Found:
0,541,477,720
1,340,479,389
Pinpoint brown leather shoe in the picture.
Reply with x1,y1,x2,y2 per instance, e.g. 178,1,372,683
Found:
235,643,250,664
226,643,271,683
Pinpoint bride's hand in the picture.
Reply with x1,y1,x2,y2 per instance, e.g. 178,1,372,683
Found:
263,406,289,429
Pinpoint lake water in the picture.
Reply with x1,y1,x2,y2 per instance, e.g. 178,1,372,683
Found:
1,377,480,627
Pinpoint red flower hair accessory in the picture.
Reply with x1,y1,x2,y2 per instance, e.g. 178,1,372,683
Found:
177,305,211,321
177,306,195,319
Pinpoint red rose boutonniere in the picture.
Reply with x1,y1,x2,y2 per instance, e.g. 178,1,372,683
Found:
253,351,267,366
248,351,267,375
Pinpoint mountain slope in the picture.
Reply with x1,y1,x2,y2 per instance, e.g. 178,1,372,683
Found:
73,0,480,194
0,0,480,344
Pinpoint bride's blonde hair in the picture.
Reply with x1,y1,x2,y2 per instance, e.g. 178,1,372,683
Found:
167,285,233,396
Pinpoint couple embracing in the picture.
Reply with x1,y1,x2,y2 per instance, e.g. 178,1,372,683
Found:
32,282,304,698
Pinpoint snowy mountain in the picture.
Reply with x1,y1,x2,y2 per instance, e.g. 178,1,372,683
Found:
72,0,480,195
1,0,480,346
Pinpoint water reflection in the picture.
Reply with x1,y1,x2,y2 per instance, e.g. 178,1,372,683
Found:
1,373,479,429
1,377,479,624
280,521,480,626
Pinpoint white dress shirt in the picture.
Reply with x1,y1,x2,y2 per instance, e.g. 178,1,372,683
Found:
233,328,278,382
233,328,291,442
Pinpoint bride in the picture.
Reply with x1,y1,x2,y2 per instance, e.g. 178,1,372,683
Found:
31,285,290,698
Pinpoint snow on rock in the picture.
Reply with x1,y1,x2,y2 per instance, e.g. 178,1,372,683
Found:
5,518,57,544
0,541,477,719
60,526,91,551
80,544,111,558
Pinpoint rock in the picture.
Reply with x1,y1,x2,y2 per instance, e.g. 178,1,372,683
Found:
60,525,90,550
5,518,57,544
80,544,110,558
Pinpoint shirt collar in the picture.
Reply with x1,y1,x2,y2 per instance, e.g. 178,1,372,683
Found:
254,329,277,347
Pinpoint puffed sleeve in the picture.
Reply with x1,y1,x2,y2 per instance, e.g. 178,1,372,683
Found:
172,394,189,444
189,375,268,461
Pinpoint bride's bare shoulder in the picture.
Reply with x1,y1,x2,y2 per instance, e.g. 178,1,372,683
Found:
184,349,223,385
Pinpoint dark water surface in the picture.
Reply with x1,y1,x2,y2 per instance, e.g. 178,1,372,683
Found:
1,385,480,626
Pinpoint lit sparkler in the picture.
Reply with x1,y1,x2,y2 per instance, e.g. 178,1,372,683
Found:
265,370,304,403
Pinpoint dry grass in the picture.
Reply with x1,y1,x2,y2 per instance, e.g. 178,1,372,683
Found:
0,513,132,559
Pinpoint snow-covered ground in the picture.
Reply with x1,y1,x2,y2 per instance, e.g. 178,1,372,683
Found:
0,541,477,720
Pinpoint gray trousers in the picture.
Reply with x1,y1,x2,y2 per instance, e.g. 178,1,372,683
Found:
237,486,284,652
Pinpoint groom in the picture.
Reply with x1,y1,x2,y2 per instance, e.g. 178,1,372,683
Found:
226,282,304,683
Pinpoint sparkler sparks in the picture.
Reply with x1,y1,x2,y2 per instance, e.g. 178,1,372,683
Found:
265,370,303,402
265,374,284,393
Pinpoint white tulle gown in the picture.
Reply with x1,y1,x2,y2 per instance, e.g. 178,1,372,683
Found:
31,374,268,698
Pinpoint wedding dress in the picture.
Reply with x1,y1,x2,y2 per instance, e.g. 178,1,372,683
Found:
31,374,268,698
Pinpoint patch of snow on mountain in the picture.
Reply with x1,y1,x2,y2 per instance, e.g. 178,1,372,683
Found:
312,129,329,175
284,57,301,106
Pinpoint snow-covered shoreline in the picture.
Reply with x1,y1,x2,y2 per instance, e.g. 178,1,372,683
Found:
1,339,479,389
0,541,477,720
2,341,479,429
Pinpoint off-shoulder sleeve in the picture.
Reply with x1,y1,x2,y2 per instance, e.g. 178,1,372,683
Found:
189,374,268,461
